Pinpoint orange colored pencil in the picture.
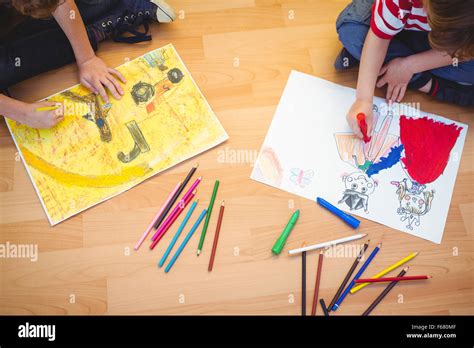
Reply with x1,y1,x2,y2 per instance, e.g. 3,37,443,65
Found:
208,201,225,272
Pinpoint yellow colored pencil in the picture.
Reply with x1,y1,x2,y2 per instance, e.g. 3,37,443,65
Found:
350,252,419,294
36,105,60,112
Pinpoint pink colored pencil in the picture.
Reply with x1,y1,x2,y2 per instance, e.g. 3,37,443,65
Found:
150,190,196,249
134,182,181,251
151,177,202,242
181,176,202,202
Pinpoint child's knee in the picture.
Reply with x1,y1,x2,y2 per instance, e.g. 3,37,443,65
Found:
337,22,369,60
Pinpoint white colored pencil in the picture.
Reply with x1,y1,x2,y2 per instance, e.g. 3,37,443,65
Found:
288,233,367,255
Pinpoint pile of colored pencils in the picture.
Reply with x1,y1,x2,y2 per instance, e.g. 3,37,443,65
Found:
135,163,226,273
293,234,430,315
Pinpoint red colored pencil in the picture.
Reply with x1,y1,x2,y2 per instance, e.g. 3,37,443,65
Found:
150,190,196,249
355,275,431,283
208,201,225,272
311,250,324,316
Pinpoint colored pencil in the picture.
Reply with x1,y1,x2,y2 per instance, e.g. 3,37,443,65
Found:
311,250,324,316
134,182,181,250
181,176,202,201
197,180,219,255
208,201,225,272
362,267,408,316
158,199,198,268
328,241,369,312
302,243,307,316
355,275,431,283
165,208,207,273
152,163,198,229
150,190,196,249
332,243,381,311
320,299,329,316
36,105,60,111
151,178,201,242
350,252,419,294
288,233,367,255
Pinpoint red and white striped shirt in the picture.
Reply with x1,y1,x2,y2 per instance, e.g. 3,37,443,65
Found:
371,0,431,39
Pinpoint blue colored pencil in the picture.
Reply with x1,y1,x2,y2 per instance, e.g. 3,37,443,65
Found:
158,199,198,268
332,243,381,311
164,208,207,273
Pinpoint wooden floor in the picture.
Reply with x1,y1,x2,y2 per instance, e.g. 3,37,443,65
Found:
1,0,473,315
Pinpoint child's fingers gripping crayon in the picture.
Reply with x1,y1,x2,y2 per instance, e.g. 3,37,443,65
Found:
345,99,373,139
357,113,372,143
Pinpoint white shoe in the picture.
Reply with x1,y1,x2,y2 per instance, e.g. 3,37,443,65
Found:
150,0,177,23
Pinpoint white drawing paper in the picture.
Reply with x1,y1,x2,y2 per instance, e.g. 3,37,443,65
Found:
251,71,468,244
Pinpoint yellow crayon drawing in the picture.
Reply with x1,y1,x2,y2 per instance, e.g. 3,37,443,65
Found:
6,44,228,225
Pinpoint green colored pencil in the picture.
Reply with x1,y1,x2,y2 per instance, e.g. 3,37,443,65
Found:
197,179,219,255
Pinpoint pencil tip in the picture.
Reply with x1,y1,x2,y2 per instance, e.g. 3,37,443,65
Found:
194,163,199,168
427,275,432,278
192,189,197,194
404,266,409,271
378,242,382,247
221,200,225,206
319,249,324,254
197,250,201,256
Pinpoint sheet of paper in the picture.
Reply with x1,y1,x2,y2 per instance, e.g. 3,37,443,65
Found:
6,44,228,225
251,71,467,244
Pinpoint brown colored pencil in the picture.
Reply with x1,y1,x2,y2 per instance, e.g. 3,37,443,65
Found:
362,267,408,316
328,240,369,311
208,201,225,272
311,250,324,316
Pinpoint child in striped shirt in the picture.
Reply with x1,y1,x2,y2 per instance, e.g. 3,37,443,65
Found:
335,0,473,138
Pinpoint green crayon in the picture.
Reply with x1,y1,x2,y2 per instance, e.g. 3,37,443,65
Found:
272,209,300,255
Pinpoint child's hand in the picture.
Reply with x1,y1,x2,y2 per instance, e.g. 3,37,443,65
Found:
346,99,373,139
376,57,414,103
78,56,126,103
18,101,64,129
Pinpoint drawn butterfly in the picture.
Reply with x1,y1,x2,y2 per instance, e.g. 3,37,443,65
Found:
290,168,315,188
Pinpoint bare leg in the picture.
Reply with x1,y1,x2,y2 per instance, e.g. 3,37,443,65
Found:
418,79,432,93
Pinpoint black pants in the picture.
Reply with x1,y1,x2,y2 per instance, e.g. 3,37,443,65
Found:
0,0,120,91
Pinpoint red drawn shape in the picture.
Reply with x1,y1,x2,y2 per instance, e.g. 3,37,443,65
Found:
400,116,462,185
146,101,155,114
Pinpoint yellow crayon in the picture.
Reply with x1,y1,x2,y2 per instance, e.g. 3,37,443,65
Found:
350,252,419,294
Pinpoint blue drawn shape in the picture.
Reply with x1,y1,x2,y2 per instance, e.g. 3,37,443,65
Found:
143,50,168,69
96,118,105,128
367,144,403,177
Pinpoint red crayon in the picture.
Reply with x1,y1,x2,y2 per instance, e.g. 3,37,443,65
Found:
357,113,371,143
